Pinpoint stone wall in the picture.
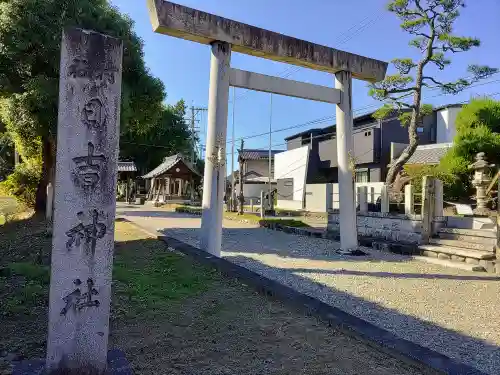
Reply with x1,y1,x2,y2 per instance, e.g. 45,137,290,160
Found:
328,211,423,244
328,211,447,244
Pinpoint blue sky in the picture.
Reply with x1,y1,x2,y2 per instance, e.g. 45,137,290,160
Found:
110,0,499,160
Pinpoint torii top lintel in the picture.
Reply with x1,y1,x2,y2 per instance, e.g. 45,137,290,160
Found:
147,0,388,83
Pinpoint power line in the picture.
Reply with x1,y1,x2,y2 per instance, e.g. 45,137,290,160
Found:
230,76,500,145
121,88,500,152
230,14,381,103
251,91,500,151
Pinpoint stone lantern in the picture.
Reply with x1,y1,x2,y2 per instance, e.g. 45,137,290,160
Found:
469,152,495,216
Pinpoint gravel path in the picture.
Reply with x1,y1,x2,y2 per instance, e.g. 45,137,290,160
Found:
117,205,500,374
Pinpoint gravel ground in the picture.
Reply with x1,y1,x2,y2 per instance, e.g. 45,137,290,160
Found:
118,204,500,375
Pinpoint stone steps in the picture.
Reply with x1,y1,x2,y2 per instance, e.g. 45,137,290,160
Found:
420,244,495,260
438,227,496,238
413,256,487,272
437,232,497,246
429,238,495,252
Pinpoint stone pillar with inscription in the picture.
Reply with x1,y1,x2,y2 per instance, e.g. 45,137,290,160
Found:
46,28,123,372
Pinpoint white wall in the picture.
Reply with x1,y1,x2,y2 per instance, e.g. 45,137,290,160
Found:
305,184,328,212
331,182,384,209
436,107,460,143
275,146,309,210
303,182,385,212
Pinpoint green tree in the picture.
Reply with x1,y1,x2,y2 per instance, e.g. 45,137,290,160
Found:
120,99,197,174
0,0,165,211
369,0,497,185
439,97,500,197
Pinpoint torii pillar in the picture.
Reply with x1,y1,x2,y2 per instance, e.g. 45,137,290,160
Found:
200,41,231,255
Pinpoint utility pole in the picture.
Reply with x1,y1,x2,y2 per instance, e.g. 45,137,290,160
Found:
238,139,244,215
189,105,207,201
230,87,236,212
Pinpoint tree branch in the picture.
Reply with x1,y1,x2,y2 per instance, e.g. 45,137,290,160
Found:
385,87,417,95
422,76,444,85
416,32,431,39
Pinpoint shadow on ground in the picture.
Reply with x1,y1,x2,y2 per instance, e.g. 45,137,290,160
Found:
154,222,500,375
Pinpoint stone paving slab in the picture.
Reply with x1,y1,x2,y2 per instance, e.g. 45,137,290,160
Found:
116,205,500,374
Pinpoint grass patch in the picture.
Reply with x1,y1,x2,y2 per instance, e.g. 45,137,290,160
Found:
0,262,49,317
174,205,310,227
113,251,218,316
111,222,220,319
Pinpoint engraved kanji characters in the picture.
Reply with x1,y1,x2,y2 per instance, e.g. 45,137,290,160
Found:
72,142,106,187
66,209,106,254
60,278,100,316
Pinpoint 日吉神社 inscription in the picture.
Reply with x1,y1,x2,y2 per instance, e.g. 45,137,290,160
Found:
46,28,123,372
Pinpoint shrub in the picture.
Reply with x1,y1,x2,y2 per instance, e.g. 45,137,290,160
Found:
403,164,467,202
0,158,42,207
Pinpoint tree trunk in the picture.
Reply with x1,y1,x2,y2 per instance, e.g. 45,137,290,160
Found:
35,136,56,214
385,18,437,186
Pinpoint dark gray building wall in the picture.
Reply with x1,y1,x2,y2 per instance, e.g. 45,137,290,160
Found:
316,125,378,168
284,111,439,183
286,137,302,151
379,112,436,179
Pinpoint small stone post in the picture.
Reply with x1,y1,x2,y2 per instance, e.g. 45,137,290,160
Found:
46,28,122,372
421,176,436,244
357,186,368,213
369,187,376,204
404,184,414,216
380,184,390,213
434,179,444,217
46,182,54,221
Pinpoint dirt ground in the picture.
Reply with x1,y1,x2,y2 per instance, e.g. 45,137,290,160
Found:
1,217,425,375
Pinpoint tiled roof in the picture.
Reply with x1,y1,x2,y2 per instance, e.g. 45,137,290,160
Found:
245,176,277,183
142,154,200,179
238,149,284,160
406,143,453,165
117,161,137,172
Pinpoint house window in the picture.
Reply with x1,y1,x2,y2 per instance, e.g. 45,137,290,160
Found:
355,169,369,183
417,127,424,133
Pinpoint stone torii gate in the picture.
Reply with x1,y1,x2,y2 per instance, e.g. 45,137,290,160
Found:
147,0,388,256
